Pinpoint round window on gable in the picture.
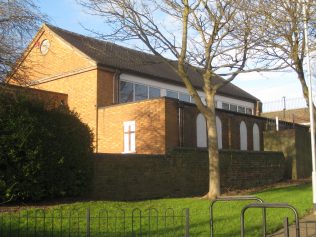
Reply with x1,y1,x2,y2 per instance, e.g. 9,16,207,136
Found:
40,39,50,55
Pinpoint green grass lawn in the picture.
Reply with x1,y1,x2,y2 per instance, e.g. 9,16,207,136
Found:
0,183,313,237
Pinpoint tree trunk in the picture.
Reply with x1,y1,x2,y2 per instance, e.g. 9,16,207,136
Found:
296,67,316,119
204,95,220,199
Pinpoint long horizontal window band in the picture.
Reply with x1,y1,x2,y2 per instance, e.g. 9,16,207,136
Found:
119,80,194,104
118,80,253,115
220,102,253,115
119,80,161,103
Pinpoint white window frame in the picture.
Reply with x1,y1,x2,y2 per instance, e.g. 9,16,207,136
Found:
216,116,223,149
119,79,161,103
119,74,256,109
240,121,248,150
253,123,260,151
196,113,207,148
123,121,136,153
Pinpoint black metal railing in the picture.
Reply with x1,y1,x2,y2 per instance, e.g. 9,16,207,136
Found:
0,207,190,237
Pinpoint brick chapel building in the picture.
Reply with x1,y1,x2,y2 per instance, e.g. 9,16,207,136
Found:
9,24,265,154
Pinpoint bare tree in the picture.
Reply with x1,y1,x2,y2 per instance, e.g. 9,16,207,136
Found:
251,0,316,111
0,0,46,82
78,0,285,199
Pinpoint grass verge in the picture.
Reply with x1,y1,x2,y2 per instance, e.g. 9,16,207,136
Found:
0,183,312,236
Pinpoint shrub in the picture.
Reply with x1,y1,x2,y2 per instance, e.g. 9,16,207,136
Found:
0,91,94,202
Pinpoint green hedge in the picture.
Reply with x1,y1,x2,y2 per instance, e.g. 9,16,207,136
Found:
0,92,94,202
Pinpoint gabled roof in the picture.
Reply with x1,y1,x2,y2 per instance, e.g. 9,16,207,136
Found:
46,24,259,103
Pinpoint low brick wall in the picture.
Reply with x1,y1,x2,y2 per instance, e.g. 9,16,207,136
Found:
264,127,312,179
91,150,285,200
219,150,285,190
0,83,68,108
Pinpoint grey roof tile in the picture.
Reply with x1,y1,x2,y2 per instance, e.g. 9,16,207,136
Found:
46,24,259,102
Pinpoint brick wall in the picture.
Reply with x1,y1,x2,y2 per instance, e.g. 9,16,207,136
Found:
97,97,269,154
97,69,117,107
165,99,180,151
177,102,266,151
216,109,265,151
11,25,95,82
0,83,68,109
91,149,285,200
33,70,98,136
264,127,312,179
10,26,117,147
97,98,167,154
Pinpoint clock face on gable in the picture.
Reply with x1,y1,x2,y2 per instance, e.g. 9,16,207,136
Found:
40,39,50,55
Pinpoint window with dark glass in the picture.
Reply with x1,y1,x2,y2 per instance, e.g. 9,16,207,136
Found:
149,87,160,98
246,108,253,115
238,106,246,113
119,81,133,103
135,84,148,101
222,102,229,110
230,104,237,112
166,90,178,99
179,93,190,102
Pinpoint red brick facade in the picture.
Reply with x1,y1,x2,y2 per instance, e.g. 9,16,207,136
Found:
0,83,68,109
98,98,167,154
11,25,268,154
96,97,266,154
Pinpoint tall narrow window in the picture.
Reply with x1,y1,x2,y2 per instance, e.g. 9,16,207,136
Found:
123,121,136,153
240,121,247,150
253,123,260,151
216,116,222,149
196,113,207,148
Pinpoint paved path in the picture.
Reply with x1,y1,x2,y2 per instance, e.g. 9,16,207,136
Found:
269,213,316,237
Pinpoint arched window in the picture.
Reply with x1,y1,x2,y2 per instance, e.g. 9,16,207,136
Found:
253,123,260,151
196,113,207,147
216,116,222,149
240,121,247,150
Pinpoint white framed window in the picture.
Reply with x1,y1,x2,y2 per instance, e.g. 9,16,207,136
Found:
119,80,161,103
216,116,223,149
253,123,260,151
238,106,246,113
123,121,136,153
179,92,190,103
196,113,207,148
222,102,230,110
246,108,253,115
166,90,178,99
240,121,248,150
230,104,238,112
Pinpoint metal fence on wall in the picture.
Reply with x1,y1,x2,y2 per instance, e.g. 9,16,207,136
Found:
262,97,315,113
0,207,190,237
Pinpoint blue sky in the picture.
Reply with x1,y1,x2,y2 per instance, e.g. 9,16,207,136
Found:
37,0,104,34
37,0,308,110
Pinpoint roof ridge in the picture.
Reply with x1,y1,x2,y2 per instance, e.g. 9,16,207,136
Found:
45,23,161,60
43,24,259,103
